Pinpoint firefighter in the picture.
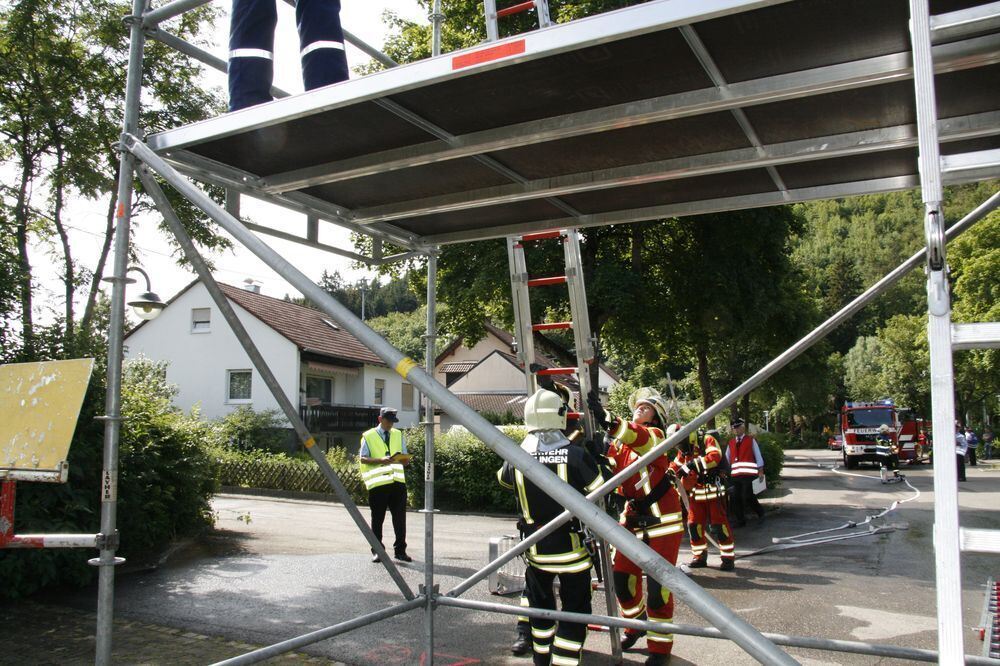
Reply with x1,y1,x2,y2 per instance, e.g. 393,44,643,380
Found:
228,0,349,111
587,388,682,666
498,388,603,666
671,427,735,571
726,418,765,526
511,381,579,657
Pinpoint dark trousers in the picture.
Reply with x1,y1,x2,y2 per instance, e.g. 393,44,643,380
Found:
525,566,591,665
368,481,407,553
730,476,764,523
957,453,967,481
229,0,349,110
967,445,978,466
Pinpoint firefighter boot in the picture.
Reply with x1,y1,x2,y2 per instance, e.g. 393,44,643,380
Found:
720,557,735,571
687,552,708,568
621,630,646,651
511,625,531,656
645,654,671,665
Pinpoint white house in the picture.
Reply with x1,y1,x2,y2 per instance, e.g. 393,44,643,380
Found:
124,280,418,452
433,321,619,431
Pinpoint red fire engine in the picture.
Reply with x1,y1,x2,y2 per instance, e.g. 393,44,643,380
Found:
896,412,932,463
840,400,899,469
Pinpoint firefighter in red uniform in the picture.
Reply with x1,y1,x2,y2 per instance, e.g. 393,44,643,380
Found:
588,388,682,666
671,427,735,571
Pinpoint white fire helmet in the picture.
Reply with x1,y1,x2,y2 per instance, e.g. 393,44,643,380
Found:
524,388,568,432
628,387,670,427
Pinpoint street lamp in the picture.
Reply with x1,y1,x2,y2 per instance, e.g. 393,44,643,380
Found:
125,266,165,321
763,410,770,432
360,278,368,321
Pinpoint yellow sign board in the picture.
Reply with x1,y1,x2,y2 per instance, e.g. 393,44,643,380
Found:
0,358,94,483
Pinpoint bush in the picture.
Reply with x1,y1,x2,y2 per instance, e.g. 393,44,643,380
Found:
217,406,289,453
0,357,217,598
406,425,522,514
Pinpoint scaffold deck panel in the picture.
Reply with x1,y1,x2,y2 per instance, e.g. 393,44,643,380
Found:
147,0,1000,245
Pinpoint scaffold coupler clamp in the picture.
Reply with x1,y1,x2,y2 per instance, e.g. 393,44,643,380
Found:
924,206,951,316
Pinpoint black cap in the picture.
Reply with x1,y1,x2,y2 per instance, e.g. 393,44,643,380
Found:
730,418,746,428
379,407,399,423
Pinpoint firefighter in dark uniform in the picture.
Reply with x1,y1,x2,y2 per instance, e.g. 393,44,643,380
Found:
228,0,350,111
498,388,603,666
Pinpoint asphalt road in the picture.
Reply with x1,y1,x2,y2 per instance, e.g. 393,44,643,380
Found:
39,450,1000,665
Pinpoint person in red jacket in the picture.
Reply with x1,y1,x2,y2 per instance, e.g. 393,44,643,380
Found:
671,427,735,571
726,418,766,526
589,389,682,666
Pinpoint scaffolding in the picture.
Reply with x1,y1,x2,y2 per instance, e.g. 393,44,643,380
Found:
90,0,1000,664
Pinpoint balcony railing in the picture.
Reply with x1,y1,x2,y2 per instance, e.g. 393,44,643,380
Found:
300,404,382,432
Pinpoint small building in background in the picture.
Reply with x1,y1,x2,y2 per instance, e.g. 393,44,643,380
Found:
433,321,619,431
124,280,418,453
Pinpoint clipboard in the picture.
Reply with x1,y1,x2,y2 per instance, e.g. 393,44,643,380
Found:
390,453,413,463
752,474,767,495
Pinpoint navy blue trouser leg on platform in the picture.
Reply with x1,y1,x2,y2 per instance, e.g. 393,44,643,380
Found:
296,0,348,90
229,0,348,112
229,0,277,111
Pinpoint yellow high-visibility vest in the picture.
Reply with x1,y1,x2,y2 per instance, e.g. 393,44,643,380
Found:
359,428,406,490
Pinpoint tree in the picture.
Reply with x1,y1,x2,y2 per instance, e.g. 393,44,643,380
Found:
0,0,229,362
843,336,885,401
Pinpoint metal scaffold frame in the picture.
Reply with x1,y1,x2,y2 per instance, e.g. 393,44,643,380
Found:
85,0,1000,664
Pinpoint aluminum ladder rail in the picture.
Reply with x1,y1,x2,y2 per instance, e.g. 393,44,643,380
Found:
506,229,598,429
506,228,623,660
910,1,1000,663
484,0,552,42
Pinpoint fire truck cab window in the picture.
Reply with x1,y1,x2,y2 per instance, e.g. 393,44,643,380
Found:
847,409,891,428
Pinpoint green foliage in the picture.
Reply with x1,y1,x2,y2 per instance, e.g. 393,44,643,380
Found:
0,357,216,598
406,426,522,513
310,270,420,320
216,406,289,453
753,436,786,489
366,306,450,364
480,409,521,426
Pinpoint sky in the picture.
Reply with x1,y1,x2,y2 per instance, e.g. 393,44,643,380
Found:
35,0,428,322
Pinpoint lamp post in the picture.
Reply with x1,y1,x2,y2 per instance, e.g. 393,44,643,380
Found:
763,410,770,432
360,278,368,321
125,266,165,321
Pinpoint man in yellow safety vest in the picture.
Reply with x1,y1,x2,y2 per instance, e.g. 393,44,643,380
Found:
359,407,412,563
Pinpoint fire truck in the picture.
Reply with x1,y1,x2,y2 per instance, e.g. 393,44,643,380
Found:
840,400,900,469
896,413,932,463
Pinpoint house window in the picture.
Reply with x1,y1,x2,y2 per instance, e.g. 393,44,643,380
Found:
402,382,414,411
445,372,461,386
192,308,211,332
374,378,385,405
306,376,333,405
227,370,252,402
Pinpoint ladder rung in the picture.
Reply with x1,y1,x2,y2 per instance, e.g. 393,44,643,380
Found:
960,527,1000,553
520,230,563,242
535,367,576,376
952,322,1000,350
527,276,567,287
497,1,536,18
532,322,572,331
567,411,582,420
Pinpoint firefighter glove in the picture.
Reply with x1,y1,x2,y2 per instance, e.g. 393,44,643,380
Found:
588,392,612,430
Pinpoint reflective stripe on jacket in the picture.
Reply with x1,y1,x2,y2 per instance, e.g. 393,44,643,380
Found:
359,428,406,490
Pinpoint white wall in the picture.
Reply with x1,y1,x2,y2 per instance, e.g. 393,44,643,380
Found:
360,365,419,429
124,283,299,422
434,333,509,385
448,353,524,392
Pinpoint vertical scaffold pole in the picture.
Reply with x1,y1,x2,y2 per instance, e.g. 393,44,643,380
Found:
94,1,148,663
909,1,963,661
423,252,439,666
